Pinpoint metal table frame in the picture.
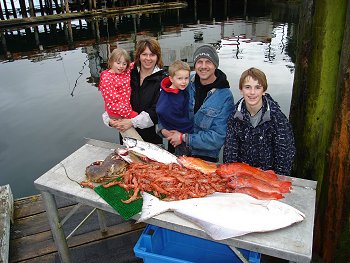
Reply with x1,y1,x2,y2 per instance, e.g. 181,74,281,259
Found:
34,139,316,263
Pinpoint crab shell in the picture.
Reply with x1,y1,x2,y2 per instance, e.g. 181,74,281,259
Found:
85,153,128,183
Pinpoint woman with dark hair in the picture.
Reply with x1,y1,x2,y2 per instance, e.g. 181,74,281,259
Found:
103,37,166,144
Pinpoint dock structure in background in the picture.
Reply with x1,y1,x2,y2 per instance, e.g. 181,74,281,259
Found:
0,1,187,28
0,0,188,23
0,185,13,263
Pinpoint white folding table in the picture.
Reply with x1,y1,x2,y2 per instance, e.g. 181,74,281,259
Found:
34,139,316,263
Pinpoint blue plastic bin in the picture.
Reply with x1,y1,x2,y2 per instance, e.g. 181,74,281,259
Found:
134,224,261,263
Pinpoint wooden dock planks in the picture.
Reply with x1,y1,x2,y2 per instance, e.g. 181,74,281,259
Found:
10,193,144,262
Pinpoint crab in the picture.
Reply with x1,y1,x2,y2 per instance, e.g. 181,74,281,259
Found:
80,152,128,188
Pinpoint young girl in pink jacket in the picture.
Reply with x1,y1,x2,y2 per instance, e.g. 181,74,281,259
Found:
99,48,143,140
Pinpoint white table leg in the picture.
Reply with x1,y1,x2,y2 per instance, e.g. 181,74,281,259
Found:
96,209,108,233
41,191,72,263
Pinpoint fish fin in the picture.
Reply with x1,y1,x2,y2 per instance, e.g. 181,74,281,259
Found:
137,192,170,222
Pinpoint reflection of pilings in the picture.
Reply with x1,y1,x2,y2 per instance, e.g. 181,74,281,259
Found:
280,23,286,53
235,35,240,59
1,31,7,54
64,21,74,49
133,14,137,46
221,21,224,39
194,0,197,21
34,26,40,46
209,0,212,20
63,21,72,43
95,20,100,43
244,0,247,18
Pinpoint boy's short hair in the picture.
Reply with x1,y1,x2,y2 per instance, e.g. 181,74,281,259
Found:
168,60,191,77
239,67,268,91
108,48,131,69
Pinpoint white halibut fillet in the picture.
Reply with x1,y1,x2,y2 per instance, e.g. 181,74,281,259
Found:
138,192,305,240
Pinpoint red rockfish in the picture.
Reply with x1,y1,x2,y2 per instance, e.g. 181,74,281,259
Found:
217,162,292,194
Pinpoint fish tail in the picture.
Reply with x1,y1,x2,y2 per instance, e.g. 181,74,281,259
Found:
271,192,284,200
137,192,170,222
278,181,292,193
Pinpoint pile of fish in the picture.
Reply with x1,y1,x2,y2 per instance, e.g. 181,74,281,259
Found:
81,138,305,239
81,137,292,201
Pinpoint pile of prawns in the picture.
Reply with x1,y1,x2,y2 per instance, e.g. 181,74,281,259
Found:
103,161,230,203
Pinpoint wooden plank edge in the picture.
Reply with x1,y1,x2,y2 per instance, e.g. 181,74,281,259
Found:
0,185,14,263
11,220,145,261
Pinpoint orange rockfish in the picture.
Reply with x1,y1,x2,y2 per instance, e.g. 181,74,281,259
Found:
177,156,218,175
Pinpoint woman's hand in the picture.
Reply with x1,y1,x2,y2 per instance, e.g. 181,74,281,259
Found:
167,130,182,147
114,119,133,132
109,119,119,128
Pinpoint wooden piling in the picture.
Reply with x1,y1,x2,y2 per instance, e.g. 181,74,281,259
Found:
28,0,36,17
2,0,10,19
289,0,350,261
38,0,45,16
18,0,28,17
0,185,14,263
0,1,4,20
65,0,70,13
9,0,17,18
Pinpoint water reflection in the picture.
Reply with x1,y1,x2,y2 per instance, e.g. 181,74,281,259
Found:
0,1,300,198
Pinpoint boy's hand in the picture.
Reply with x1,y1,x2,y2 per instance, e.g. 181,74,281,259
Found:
161,129,174,138
167,130,182,147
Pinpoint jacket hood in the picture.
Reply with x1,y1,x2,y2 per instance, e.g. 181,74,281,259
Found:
234,93,281,125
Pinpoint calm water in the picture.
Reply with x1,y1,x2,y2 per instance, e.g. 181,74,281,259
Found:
0,0,299,198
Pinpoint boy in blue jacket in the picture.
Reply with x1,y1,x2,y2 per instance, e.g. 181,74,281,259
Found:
156,60,193,156
223,67,295,176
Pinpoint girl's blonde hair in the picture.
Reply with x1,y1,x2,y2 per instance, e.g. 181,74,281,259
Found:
239,67,268,91
168,60,190,77
108,48,131,70
134,38,163,68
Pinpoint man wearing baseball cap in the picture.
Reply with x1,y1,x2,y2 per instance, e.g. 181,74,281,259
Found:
165,44,234,162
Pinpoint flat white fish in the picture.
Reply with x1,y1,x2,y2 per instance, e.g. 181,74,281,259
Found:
138,192,305,240
123,137,178,164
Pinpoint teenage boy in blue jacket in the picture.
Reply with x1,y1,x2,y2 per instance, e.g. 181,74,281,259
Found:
164,44,234,162
223,67,295,176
